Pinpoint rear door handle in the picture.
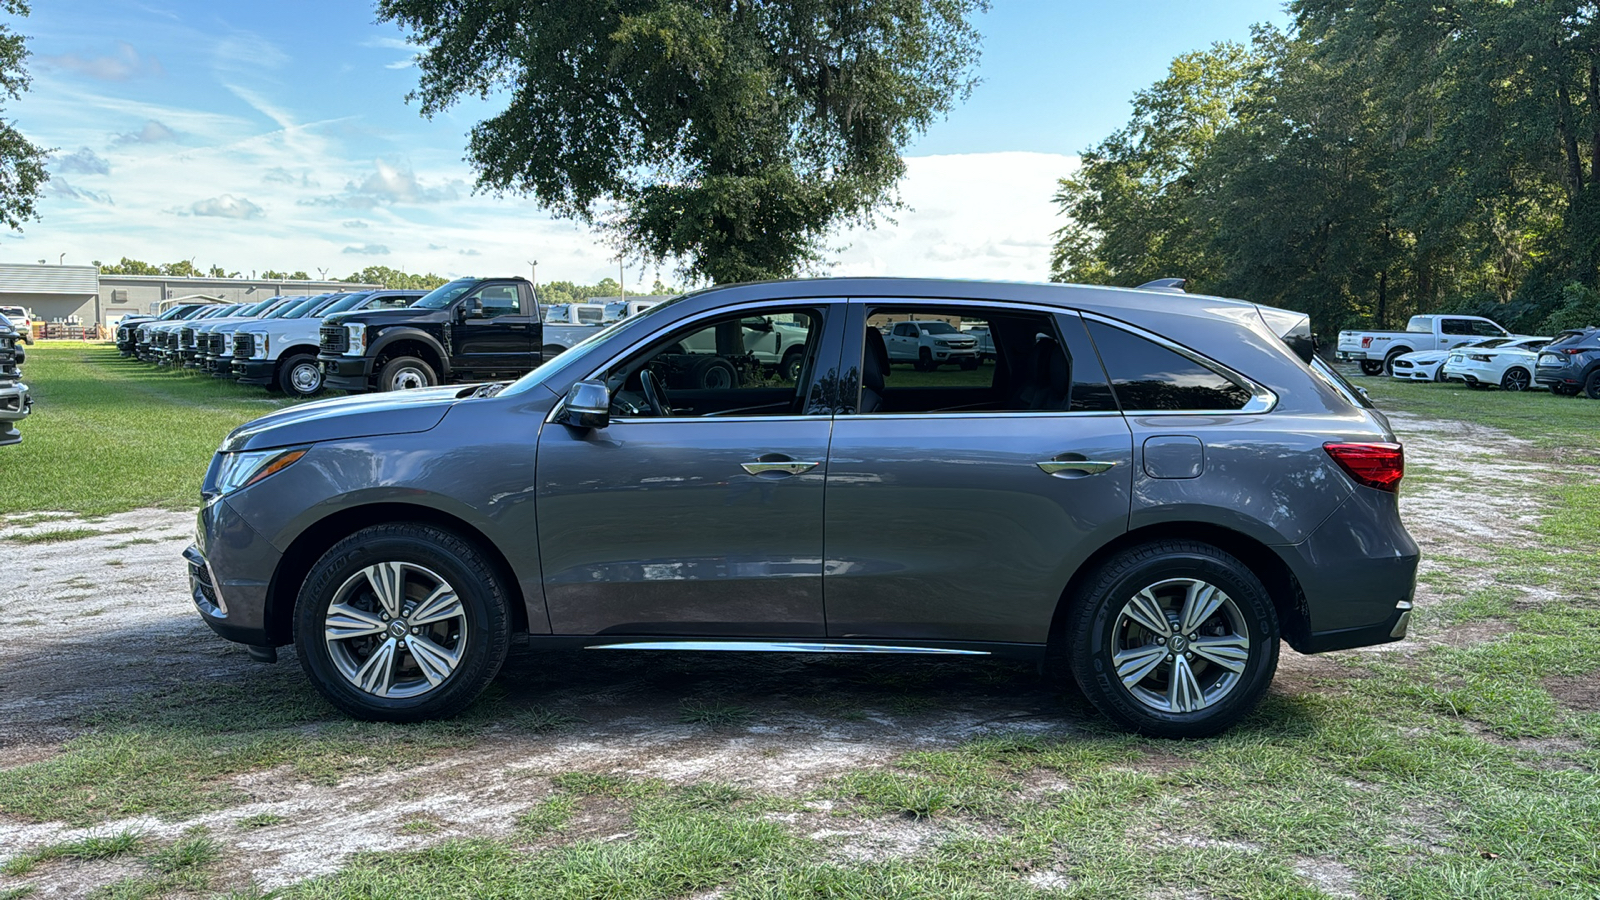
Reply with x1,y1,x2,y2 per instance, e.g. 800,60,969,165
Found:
1037,458,1117,476
742,455,820,476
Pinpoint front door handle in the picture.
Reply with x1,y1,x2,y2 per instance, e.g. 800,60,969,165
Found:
741,455,821,476
1037,458,1117,476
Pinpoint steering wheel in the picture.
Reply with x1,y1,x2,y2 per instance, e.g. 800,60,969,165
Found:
639,368,668,417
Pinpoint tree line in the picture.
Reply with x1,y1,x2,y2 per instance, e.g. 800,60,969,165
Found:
1053,2,1600,337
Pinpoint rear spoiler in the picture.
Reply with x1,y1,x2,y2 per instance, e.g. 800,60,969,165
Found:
1257,305,1317,364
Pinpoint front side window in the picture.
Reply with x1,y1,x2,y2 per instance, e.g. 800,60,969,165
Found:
603,307,823,418
1469,320,1506,337
856,305,1115,414
1085,319,1252,411
1440,318,1477,335
475,284,521,317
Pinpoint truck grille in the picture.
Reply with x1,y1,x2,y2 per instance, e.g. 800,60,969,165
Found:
320,324,347,354
232,333,254,359
180,327,197,348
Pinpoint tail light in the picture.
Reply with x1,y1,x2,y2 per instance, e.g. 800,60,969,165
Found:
1324,442,1404,492
1361,337,1373,348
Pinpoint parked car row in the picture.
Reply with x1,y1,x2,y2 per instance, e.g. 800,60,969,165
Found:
1338,312,1600,397
0,311,30,445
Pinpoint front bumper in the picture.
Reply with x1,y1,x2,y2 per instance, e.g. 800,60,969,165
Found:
0,380,29,446
234,358,276,385
319,354,375,392
931,347,979,361
188,498,284,648
1390,362,1438,382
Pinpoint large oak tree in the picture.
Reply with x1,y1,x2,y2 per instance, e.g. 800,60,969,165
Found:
0,1,47,232
379,0,986,284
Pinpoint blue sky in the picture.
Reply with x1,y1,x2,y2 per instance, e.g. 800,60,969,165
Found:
9,1,1288,285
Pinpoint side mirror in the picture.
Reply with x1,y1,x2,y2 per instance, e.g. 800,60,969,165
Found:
557,379,611,430
458,298,484,321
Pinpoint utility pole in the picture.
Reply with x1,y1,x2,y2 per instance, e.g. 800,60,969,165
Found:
527,259,538,287
619,259,625,302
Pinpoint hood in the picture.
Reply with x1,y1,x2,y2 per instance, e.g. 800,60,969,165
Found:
222,385,467,452
325,307,442,326
1401,350,1451,362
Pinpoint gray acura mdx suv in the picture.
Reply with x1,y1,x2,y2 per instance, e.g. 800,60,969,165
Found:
189,279,1417,738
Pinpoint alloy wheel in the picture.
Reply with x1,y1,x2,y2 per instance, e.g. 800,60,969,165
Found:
1501,368,1531,392
1110,577,1250,714
323,562,469,699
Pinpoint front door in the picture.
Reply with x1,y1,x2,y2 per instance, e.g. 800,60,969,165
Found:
823,301,1133,645
454,282,535,373
535,300,844,636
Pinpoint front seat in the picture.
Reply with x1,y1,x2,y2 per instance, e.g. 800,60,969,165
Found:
860,328,890,413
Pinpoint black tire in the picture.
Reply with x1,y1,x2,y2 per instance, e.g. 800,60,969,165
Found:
1359,361,1383,376
779,346,805,382
379,355,438,392
959,358,980,371
278,353,324,397
916,347,936,372
690,356,738,390
1382,350,1407,377
1586,369,1600,400
294,523,511,722
1500,367,1531,392
1552,383,1581,397
1066,540,1279,739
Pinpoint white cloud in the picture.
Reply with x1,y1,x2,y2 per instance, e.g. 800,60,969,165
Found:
341,220,369,229
112,120,178,145
41,42,164,81
56,147,111,175
343,244,391,256
830,152,1077,282
48,177,114,205
176,194,265,220
306,159,465,208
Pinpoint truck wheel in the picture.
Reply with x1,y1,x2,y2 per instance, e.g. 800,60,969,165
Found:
916,347,936,372
1382,350,1407,376
1066,540,1279,739
380,356,437,391
1359,361,1383,376
959,358,979,371
279,354,324,397
293,523,510,722
690,356,737,390
779,347,805,382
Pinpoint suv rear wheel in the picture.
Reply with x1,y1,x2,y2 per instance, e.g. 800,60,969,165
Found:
1586,369,1600,400
294,523,510,721
1066,541,1279,738
380,356,438,391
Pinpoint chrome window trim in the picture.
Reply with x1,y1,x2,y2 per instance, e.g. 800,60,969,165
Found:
545,298,839,425
1078,311,1278,415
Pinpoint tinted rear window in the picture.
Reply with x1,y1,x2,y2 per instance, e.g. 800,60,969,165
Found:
1085,320,1252,411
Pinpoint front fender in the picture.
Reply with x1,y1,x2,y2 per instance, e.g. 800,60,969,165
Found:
370,327,451,377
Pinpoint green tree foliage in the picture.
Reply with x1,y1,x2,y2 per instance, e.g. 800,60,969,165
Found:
260,270,312,281
94,257,162,275
379,0,987,284
1054,5,1600,335
340,265,448,290
0,1,47,232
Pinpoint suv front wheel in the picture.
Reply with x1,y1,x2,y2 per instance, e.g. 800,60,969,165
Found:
1066,541,1279,738
294,523,510,721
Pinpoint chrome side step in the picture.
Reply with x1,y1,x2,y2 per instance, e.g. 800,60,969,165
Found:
585,640,989,656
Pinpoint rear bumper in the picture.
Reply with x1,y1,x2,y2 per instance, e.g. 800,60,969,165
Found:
1535,365,1582,387
1278,485,1419,654
319,355,374,392
1335,350,1372,361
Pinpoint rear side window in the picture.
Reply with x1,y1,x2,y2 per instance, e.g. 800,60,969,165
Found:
1085,320,1252,411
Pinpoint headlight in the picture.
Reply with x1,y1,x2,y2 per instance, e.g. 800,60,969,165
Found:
212,447,309,498
344,323,367,356
254,335,269,359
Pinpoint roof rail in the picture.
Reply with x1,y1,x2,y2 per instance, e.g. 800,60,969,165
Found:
1136,278,1187,293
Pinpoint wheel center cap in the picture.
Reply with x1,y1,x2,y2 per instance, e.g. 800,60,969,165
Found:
1168,634,1188,653
387,620,409,639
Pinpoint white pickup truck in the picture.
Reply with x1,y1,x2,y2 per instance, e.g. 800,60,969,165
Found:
540,303,608,357
1337,314,1515,376
885,320,981,371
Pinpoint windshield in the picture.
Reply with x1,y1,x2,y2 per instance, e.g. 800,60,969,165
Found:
0,307,23,318
308,294,354,316
501,293,690,397
276,296,327,319
919,322,958,335
1475,339,1511,349
413,278,477,309
319,292,372,315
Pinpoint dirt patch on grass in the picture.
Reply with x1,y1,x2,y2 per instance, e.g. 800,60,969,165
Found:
1544,671,1600,712
1433,621,1515,649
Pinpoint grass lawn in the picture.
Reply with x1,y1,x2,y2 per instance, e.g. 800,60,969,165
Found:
0,343,296,517
0,353,1597,898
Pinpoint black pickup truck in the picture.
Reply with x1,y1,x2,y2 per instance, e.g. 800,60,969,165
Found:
317,276,544,392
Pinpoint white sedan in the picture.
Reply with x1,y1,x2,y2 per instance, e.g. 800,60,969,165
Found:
1388,340,1495,382
1440,336,1551,391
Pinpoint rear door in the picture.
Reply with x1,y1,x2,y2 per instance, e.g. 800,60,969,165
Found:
822,299,1133,645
